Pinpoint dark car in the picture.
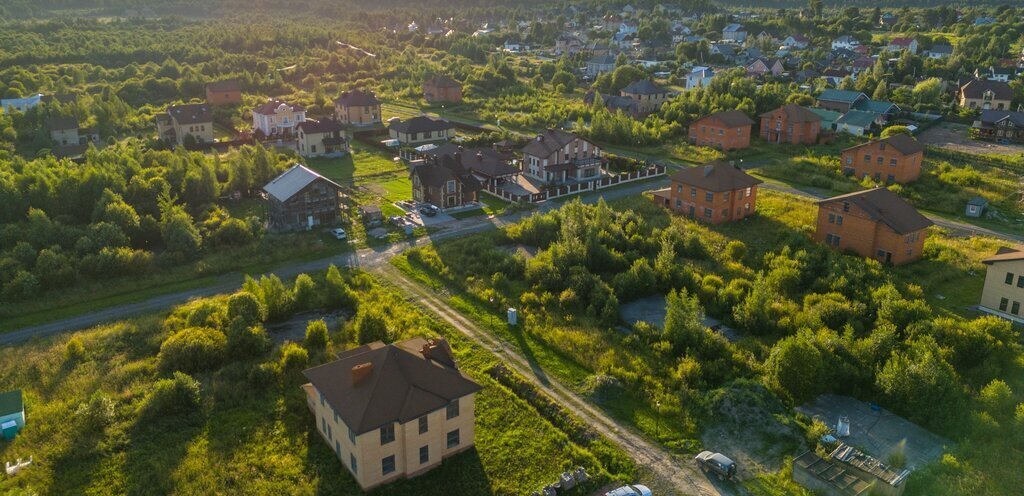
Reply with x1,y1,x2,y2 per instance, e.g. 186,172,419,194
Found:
419,205,439,217
695,451,737,481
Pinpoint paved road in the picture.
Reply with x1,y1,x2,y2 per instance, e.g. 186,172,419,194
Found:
0,178,665,345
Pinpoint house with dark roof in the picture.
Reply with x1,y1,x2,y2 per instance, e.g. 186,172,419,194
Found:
783,34,810,49
926,45,953,59
746,58,785,78
302,337,482,489
205,79,242,106
252,99,306,138
620,79,671,114
653,161,763,224
296,119,348,158
388,116,456,145
709,43,737,61
979,246,1024,323
841,134,924,183
722,23,747,42
586,91,641,118
689,110,755,150
423,76,463,103
521,129,602,184
816,89,868,113
586,54,617,77
759,104,823,144
834,110,878,136
973,110,1024,143
262,164,344,231
334,90,381,126
814,187,933,265
421,143,518,188
959,79,1013,111
0,390,24,439
155,103,214,146
46,116,80,146
411,153,482,208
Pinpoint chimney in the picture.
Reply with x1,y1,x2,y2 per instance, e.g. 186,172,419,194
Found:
703,164,714,176
351,362,373,385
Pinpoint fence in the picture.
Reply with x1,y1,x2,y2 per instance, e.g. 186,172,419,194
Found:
485,164,666,204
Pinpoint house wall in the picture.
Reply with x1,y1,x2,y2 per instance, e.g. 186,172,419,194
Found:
688,118,751,150
840,142,923,183
666,182,758,224
335,104,381,126
254,107,306,137
174,120,214,145
0,411,24,428
522,137,601,183
206,89,241,106
760,111,820,144
813,203,926,265
817,100,854,113
980,259,1024,323
423,84,462,103
267,179,341,231
50,128,79,146
390,128,455,145
622,91,669,114
960,94,1011,111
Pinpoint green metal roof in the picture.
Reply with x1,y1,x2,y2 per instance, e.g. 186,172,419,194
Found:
808,107,842,126
853,99,900,114
836,110,877,128
0,390,23,416
818,89,867,104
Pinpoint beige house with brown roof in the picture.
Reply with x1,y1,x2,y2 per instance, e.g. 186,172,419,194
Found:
302,337,481,490
155,103,214,146
979,246,1024,323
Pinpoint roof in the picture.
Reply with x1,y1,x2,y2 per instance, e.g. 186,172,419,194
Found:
967,196,989,207
389,115,453,134
296,118,344,135
816,187,933,234
621,79,666,95
694,110,754,128
835,110,876,128
167,103,212,125
723,23,745,32
46,116,79,132
818,89,867,104
334,89,380,107
847,133,924,155
253,99,305,115
423,143,518,178
808,107,842,124
852,99,900,114
979,110,1024,126
670,161,763,192
889,37,916,47
982,246,1024,265
205,79,241,92
262,164,342,202
929,44,953,54
760,104,822,123
412,154,483,192
960,79,1013,100
424,75,461,88
588,54,617,65
522,129,583,157
302,337,482,435
0,390,23,416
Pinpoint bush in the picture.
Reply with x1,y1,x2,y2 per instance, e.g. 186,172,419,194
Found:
354,310,389,344
304,320,329,352
158,327,228,373
226,292,265,326
141,371,202,418
65,337,87,363
292,273,318,311
280,342,308,371
75,392,116,430
226,320,271,358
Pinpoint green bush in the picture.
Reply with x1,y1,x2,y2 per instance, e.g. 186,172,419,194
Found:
158,327,228,373
304,320,329,352
292,273,318,311
354,310,389,344
75,392,116,430
226,320,271,358
280,342,308,371
226,292,265,326
65,337,87,363
141,371,202,418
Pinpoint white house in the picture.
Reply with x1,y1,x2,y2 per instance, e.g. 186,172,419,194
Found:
0,94,43,113
783,35,810,50
886,37,918,55
253,99,306,138
926,45,953,59
685,67,715,89
722,24,747,42
831,36,860,51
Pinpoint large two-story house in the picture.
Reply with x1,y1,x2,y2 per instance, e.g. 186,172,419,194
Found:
521,129,602,184
253,99,306,138
979,246,1024,323
759,104,822,145
155,103,214,146
654,161,762,224
388,116,456,145
296,119,349,158
620,79,671,115
262,164,343,231
814,187,932,265
973,110,1024,143
410,153,482,208
334,90,381,126
688,110,754,150
840,134,924,184
959,79,1013,111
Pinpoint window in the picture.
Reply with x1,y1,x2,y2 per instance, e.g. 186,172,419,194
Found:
419,446,430,464
446,399,460,420
877,156,884,164
864,154,871,162
887,175,895,182
676,184,682,193
722,209,728,218
889,158,897,167
380,423,395,445
419,416,428,434
690,187,697,198
319,392,325,407
723,191,730,201
1013,301,1021,315
348,426,356,444
703,208,712,218
675,199,682,208
705,192,714,202
877,249,888,258
1006,273,1015,285
846,156,853,165
836,215,843,225
1018,276,1024,288
447,429,461,448
350,454,358,473
446,180,456,193
842,202,850,212
321,417,327,434
828,213,836,224
382,455,396,475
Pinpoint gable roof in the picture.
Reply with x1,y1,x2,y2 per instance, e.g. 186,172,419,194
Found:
262,163,342,202
760,104,822,123
389,115,453,134
296,118,344,135
835,110,877,128
588,54,617,65
424,75,461,88
852,99,900,114
254,99,305,115
206,79,241,93
334,89,380,107
423,144,517,178
621,79,666,95
694,110,754,128
979,110,1024,126
843,133,923,155
808,107,842,125
303,337,481,435
0,390,23,416
46,116,79,132
670,161,762,192
522,129,584,157
818,89,868,104
412,154,483,191
723,23,745,32
888,37,916,47
982,246,1024,265
167,103,213,125
816,187,933,234
960,79,1013,100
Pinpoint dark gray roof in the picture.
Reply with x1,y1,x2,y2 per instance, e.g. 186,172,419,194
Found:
303,337,481,435
424,144,518,178
334,89,380,107
206,79,241,92
817,187,933,234
296,118,344,134
46,116,78,132
760,104,822,123
167,103,212,125
818,89,868,104
961,79,1013,100
390,116,453,134
0,390,23,416
588,54,617,65
522,129,584,157
262,163,342,202
979,110,1024,126
254,99,306,115
670,161,762,192
621,79,666,95
878,133,924,155
424,75,461,88
412,154,482,191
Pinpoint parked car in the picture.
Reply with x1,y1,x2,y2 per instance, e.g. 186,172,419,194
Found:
419,204,439,217
695,451,736,481
389,215,408,227
330,228,347,240
605,485,652,496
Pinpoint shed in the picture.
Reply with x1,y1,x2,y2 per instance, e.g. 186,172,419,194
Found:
0,390,25,440
966,197,988,218
358,205,384,224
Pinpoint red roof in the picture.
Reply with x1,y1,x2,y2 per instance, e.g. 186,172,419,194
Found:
889,37,915,47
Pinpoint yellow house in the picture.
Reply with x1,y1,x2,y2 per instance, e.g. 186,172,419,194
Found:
388,116,456,145
302,337,481,490
333,90,382,126
979,246,1024,323
155,103,214,146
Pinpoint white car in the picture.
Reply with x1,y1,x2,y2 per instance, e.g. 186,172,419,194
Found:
330,228,347,240
605,484,652,496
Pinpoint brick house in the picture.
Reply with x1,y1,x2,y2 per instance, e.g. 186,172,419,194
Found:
334,90,381,126
263,164,343,231
759,104,822,144
959,79,1013,111
840,134,924,183
689,110,754,150
302,337,481,491
410,153,482,208
423,76,463,103
653,161,762,224
296,119,349,158
620,79,671,115
978,246,1024,323
205,79,242,106
814,187,933,265
155,103,214,146
521,129,602,184
421,143,519,189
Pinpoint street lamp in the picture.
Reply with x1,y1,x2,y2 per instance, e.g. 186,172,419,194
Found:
655,401,661,439
488,297,496,330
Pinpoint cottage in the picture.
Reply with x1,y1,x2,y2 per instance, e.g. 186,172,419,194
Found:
620,79,671,114
886,37,918,54
253,100,306,138
685,67,715,89
973,110,1024,143
334,90,382,126
783,35,810,50
722,23,747,42
879,13,898,27
46,116,80,146
966,197,988,218
814,187,932,265
959,79,1013,111
263,164,344,232
653,161,762,224
421,143,518,188
834,110,877,136
926,45,953,59
0,390,25,440
688,110,754,150
840,134,924,183
423,76,463,103
389,116,456,145
205,79,242,106
979,246,1024,324
709,43,737,61
411,154,482,208
521,129,602,184
586,54,617,77
808,108,842,131
746,58,785,77
155,103,214,146
302,337,482,490
586,91,640,118
816,89,868,113
831,36,861,51
296,119,349,158
759,104,822,145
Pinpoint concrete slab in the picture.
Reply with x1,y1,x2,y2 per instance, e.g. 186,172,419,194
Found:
618,295,740,340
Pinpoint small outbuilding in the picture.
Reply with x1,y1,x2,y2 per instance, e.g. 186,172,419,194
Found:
965,197,988,218
0,390,25,440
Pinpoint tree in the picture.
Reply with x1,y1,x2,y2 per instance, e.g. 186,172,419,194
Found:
765,332,827,403
158,327,227,373
662,289,706,354
979,379,1014,418
160,205,202,260
292,273,318,311
226,292,265,326
304,319,330,352
549,70,575,93
877,337,966,431
872,80,888,100
880,125,912,138
280,342,308,371
355,310,389,344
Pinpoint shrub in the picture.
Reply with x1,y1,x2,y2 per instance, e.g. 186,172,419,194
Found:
292,273,318,311
226,292,265,326
65,337,87,363
158,327,227,373
724,240,747,261
304,320,330,352
280,342,308,371
226,320,271,357
354,310,389,344
75,392,116,430
141,371,202,417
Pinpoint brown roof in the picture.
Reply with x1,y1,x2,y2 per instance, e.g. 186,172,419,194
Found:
694,110,754,128
816,187,933,234
206,79,241,93
424,143,518,178
167,103,213,125
760,104,822,123
522,128,587,158
843,133,924,156
412,154,482,192
334,89,380,107
982,246,1024,265
303,337,481,435
424,75,461,88
670,161,763,192
960,79,1013,100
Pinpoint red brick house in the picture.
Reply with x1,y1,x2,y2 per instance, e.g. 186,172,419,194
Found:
689,110,754,150
423,76,463,103
205,79,242,106
759,104,822,144
814,187,933,265
411,153,481,208
840,134,924,184
653,161,763,224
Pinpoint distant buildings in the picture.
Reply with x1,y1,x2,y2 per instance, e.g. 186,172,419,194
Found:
388,116,456,145
973,110,1024,143
831,36,860,51
759,104,823,145
263,164,343,232
654,161,762,224
722,23,747,42
959,79,1013,111
885,37,918,55
302,337,481,490
814,187,932,265
746,58,785,78
979,246,1024,324
840,134,925,184
0,94,43,113
155,103,214,146
688,110,754,150
334,90,382,126
684,67,715,89
205,79,242,106
586,55,617,77
423,76,463,103
816,89,868,113
521,129,601,184
46,116,80,147
252,99,306,138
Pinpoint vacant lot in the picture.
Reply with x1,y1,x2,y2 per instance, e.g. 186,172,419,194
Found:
918,122,1024,155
